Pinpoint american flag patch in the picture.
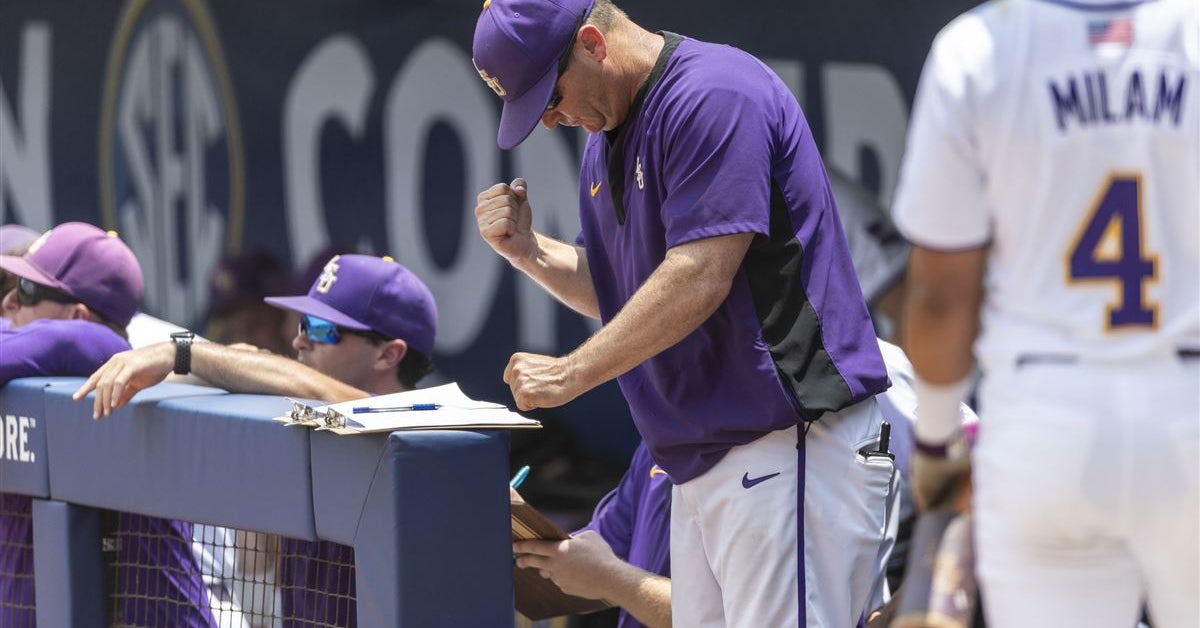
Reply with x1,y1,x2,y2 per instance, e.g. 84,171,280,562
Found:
1088,16,1133,46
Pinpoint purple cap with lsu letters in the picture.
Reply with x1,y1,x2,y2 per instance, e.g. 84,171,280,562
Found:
264,254,438,355
0,222,144,327
472,0,594,149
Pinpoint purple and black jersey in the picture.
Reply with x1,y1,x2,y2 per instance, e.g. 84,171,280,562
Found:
0,319,215,627
577,34,889,482
577,443,671,628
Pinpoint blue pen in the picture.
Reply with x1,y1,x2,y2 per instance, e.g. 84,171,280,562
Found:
351,403,441,414
510,465,530,489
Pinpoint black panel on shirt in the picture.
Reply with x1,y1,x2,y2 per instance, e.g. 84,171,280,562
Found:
603,32,683,225
743,182,857,421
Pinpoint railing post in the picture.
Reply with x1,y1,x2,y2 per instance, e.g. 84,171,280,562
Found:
32,499,107,628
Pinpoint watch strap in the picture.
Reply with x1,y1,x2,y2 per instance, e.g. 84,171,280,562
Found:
171,332,195,375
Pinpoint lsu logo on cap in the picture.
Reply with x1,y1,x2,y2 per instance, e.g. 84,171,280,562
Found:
472,59,507,97
316,255,341,294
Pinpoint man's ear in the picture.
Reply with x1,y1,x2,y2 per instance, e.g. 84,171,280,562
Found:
376,338,409,371
69,303,94,322
577,24,607,62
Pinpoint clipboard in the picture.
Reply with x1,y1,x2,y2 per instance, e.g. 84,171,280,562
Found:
272,383,541,434
511,493,614,620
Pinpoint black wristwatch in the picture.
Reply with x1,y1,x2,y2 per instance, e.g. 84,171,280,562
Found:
170,331,195,375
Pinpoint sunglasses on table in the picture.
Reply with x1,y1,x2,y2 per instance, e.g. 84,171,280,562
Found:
16,277,78,307
299,314,388,345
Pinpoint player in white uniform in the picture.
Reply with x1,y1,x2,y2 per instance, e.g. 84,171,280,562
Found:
892,0,1199,626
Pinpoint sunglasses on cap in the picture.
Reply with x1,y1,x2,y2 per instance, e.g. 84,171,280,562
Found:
16,277,78,307
299,314,389,345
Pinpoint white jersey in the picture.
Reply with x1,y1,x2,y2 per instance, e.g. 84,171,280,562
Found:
893,0,1200,371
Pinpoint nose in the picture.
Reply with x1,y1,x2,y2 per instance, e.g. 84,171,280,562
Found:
293,328,312,353
540,109,562,129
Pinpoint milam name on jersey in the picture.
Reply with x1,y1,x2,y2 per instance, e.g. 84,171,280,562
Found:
1049,66,1187,130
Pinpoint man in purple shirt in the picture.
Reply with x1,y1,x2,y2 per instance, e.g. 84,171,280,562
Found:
0,222,215,627
472,0,892,624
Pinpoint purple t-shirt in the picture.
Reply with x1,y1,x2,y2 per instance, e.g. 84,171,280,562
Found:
577,34,889,482
577,443,671,628
0,319,215,627
0,318,131,384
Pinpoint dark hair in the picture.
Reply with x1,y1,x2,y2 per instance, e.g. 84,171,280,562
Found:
358,332,435,389
397,349,435,390
93,310,130,341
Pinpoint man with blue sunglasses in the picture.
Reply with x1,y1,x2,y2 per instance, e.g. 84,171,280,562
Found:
76,254,438,412
75,253,439,628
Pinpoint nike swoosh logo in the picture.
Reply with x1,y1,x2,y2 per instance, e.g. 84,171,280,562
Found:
741,471,781,489
649,466,667,478
590,181,602,196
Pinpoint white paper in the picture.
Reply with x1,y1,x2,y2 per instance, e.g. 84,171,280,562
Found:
288,383,541,434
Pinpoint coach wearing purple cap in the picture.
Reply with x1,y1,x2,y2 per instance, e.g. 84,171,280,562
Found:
76,253,439,628
0,222,219,628
473,0,893,625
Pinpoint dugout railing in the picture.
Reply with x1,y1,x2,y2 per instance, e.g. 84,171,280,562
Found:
0,377,514,627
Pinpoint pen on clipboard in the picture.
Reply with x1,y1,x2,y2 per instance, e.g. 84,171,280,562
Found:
351,403,441,414
510,465,530,489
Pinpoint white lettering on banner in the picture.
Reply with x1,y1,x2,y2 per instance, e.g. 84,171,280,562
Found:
0,22,53,231
3,415,16,461
283,35,375,269
111,14,226,322
384,38,502,354
822,63,909,206
19,417,34,463
2,415,36,464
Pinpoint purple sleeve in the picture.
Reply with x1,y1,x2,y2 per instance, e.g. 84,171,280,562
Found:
659,77,774,249
576,444,656,561
0,320,130,385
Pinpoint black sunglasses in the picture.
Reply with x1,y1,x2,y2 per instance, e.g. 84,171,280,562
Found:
545,14,586,112
16,277,78,307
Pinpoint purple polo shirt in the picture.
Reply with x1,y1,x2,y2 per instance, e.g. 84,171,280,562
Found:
0,319,215,627
577,34,888,482
577,443,671,628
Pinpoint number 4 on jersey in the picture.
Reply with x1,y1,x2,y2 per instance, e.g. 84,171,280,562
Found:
1068,175,1158,329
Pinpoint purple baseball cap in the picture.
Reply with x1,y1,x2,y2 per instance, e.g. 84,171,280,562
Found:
0,222,144,327
264,254,438,355
472,0,594,149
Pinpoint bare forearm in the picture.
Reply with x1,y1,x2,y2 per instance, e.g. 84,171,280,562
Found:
902,247,986,385
191,344,367,402
570,234,749,393
598,566,672,628
512,231,600,319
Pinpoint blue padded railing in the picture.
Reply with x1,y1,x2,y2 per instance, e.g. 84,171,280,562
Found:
0,377,514,627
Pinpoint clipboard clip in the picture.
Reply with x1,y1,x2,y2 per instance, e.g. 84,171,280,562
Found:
285,398,351,430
